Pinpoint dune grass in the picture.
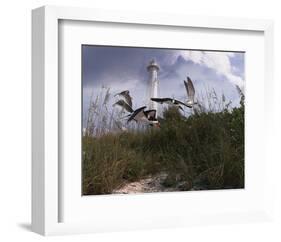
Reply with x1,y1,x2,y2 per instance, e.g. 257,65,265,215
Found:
82,90,244,195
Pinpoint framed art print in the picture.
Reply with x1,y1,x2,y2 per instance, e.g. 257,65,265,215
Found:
32,6,274,235
81,45,245,195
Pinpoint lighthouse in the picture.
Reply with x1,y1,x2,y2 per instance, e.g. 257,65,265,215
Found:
146,59,160,112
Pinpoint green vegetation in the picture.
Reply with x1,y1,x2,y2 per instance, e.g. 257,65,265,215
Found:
82,89,244,195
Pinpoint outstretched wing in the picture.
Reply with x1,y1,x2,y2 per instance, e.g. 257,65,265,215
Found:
184,77,195,102
144,109,156,120
127,106,147,123
113,99,134,113
124,93,132,108
115,90,132,108
151,98,173,104
114,90,129,97
174,99,192,108
178,105,184,111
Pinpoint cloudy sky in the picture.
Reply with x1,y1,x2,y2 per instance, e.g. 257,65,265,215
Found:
82,45,245,125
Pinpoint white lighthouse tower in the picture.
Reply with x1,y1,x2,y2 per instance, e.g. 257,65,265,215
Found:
146,59,160,112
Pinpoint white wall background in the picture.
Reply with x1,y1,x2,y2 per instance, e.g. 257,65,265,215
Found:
0,0,280,241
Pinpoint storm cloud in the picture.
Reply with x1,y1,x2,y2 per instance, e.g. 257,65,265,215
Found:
82,45,245,126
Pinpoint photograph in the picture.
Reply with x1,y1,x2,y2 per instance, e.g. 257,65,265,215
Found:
82,45,245,195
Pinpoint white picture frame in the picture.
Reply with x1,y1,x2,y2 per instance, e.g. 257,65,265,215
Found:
32,5,274,236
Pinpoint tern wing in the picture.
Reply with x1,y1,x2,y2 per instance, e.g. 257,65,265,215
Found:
184,77,195,102
151,98,173,104
174,99,192,108
113,99,133,113
115,90,133,108
124,94,132,108
121,91,132,107
187,77,195,100
114,90,129,97
127,106,147,123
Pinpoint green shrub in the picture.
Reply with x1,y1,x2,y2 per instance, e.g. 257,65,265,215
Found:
83,92,244,195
